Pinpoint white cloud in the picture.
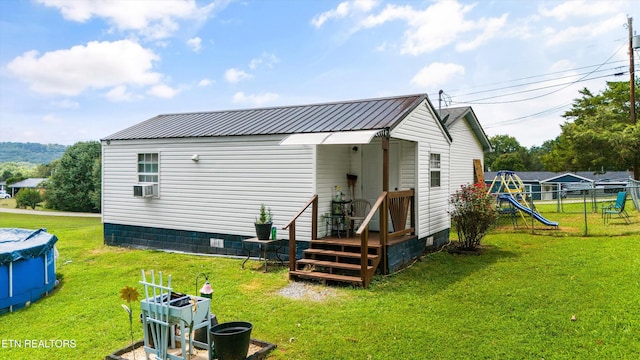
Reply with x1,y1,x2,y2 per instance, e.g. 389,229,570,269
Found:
538,0,620,20
147,84,179,99
105,85,135,102
42,114,62,124
232,91,279,106
456,14,508,51
357,1,507,55
249,52,280,70
51,99,79,109
375,42,388,52
36,0,215,40
225,68,253,83
198,78,213,87
410,62,465,88
545,15,624,46
311,0,378,28
187,37,202,52
6,39,161,96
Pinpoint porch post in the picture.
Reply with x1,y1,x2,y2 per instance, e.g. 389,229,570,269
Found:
382,136,389,192
381,135,389,274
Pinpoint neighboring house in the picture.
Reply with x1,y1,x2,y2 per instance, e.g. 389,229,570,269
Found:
8,178,47,197
440,106,492,192
485,171,633,200
0,181,6,192
102,94,489,278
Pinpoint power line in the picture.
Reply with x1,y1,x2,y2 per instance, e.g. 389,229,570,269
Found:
452,71,628,105
483,103,572,129
450,44,628,105
429,59,630,98
445,65,627,98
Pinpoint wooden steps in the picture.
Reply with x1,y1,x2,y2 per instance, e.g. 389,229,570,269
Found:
296,258,375,271
289,238,382,287
301,248,378,260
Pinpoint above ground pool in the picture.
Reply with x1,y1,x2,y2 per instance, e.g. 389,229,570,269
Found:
0,228,58,314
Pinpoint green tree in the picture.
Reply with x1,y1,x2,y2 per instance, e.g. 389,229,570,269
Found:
543,80,639,178
15,188,43,209
89,157,101,211
32,160,58,178
525,140,555,171
46,141,101,212
492,153,526,171
485,135,527,171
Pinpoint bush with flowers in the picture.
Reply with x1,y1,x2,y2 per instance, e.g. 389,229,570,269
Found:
449,182,497,250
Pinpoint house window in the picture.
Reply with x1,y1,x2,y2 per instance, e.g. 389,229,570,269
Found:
138,153,158,183
430,153,441,188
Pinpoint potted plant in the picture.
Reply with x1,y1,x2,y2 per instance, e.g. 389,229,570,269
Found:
255,203,273,240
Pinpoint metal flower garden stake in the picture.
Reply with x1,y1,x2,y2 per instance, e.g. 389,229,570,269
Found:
120,285,140,359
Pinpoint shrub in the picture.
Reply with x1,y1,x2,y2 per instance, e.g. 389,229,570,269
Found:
449,182,497,250
15,188,43,209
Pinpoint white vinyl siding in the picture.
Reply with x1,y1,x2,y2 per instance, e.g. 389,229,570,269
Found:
102,136,315,240
391,99,451,238
448,117,485,192
399,140,416,190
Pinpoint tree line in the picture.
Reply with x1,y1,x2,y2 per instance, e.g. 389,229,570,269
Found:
485,79,639,180
2,141,101,213
0,142,66,163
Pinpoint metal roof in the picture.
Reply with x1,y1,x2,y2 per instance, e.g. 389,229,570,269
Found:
9,178,47,188
103,94,429,141
439,106,492,152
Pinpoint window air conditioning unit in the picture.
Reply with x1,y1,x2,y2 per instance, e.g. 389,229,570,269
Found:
133,184,156,198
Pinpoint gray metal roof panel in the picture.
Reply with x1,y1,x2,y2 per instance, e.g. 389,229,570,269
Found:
103,94,428,140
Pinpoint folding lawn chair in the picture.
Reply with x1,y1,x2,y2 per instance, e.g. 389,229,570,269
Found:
602,191,631,224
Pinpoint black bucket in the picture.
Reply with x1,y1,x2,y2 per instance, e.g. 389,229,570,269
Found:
210,321,253,360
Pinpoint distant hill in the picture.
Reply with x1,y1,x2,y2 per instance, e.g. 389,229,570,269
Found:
0,142,67,164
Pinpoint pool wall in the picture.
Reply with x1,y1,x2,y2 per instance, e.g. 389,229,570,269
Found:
0,228,57,314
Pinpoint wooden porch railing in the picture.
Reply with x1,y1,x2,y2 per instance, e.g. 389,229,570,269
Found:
356,189,415,283
283,194,318,272
388,189,415,239
356,191,387,287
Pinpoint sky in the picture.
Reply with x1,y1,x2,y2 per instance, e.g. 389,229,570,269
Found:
0,0,638,148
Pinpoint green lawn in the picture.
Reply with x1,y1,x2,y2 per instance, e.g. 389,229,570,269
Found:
0,209,639,359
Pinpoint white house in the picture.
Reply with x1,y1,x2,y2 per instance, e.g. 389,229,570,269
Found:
101,94,489,285
440,106,492,192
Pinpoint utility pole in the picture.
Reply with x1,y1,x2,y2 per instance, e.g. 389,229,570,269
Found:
629,16,639,181
629,16,635,125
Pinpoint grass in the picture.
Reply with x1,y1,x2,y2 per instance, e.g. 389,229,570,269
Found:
0,198,56,212
0,209,639,359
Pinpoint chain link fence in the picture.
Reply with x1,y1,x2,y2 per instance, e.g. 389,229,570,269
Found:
494,181,639,236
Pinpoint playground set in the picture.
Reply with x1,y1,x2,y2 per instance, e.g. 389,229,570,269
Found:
487,170,559,228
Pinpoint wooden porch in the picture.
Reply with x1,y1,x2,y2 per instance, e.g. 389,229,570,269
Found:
284,189,416,288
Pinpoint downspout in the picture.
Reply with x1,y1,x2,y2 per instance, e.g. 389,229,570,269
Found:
427,142,432,237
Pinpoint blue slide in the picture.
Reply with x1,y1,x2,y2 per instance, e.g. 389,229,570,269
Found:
498,194,559,227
